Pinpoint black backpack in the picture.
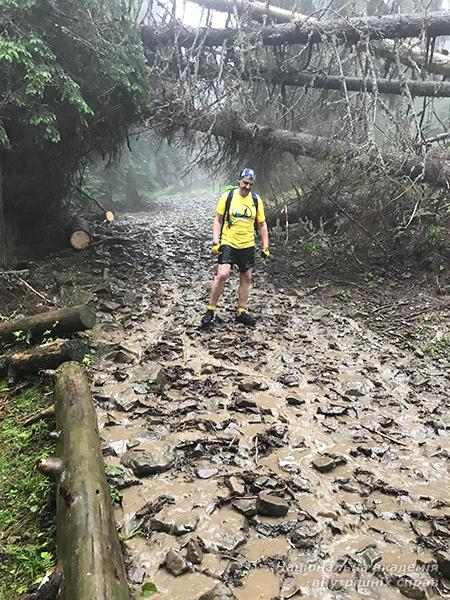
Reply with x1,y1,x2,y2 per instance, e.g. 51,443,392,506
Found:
220,188,259,239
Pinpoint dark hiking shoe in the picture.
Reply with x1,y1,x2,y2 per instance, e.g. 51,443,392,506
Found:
201,309,216,329
236,311,256,327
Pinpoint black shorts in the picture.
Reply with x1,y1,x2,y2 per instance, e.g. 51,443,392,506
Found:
218,245,255,272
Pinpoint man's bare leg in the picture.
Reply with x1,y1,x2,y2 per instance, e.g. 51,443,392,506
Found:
237,268,253,309
209,264,231,307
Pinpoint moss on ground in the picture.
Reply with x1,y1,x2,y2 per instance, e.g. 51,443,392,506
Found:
0,380,55,599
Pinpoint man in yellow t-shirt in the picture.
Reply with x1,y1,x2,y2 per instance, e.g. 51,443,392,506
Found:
201,168,270,328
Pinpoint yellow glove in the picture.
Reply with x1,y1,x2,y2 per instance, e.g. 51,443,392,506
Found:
261,247,271,258
211,243,221,255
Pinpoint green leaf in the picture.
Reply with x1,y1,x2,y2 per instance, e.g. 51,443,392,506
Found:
141,582,158,596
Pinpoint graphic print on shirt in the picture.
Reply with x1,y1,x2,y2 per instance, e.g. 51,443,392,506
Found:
232,204,253,220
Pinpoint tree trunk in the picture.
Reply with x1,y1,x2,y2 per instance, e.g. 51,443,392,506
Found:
191,0,305,22
183,110,450,187
38,362,129,600
0,305,96,344
0,160,7,268
141,11,450,48
0,338,86,379
201,63,450,97
373,40,450,79
70,216,91,250
188,0,450,77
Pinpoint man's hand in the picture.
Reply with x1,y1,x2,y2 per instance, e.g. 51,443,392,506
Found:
211,243,221,255
261,247,270,258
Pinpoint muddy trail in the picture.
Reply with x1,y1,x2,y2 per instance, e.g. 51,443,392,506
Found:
4,191,450,599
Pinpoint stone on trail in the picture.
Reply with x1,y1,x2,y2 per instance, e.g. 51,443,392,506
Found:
312,454,346,473
437,550,450,579
164,549,189,577
286,395,305,406
186,539,203,564
196,466,219,479
231,499,257,518
121,447,174,477
227,476,245,495
256,492,289,517
112,387,139,411
128,361,167,386
198,583,236,600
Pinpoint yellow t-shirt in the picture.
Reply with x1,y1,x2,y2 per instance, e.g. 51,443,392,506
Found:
217,189,266,249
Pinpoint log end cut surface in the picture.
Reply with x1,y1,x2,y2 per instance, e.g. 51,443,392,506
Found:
70,230,91,250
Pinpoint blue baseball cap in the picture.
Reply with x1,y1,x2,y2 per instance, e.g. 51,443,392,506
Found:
239,168,255,180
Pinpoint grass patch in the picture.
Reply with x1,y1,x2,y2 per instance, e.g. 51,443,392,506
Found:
0,381,55,599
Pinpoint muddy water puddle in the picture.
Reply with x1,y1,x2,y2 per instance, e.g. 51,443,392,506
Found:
91,201,449,598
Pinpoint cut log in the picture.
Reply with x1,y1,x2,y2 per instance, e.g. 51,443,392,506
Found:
0,305,96,344
0,338,86,379
141,11,450,48
38,362,129,599
183,109,450,187
105,210,115,222
188,0,450,77
70,216,91,250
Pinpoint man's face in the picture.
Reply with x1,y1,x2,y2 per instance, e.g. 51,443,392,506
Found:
238,178,254,195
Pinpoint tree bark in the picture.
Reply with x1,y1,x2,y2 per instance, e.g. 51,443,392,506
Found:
191,0,306,23
141,11,450,48
201,63,450,97
183,110,450,187
0,160,7,268
38,362,129,600
0,305,96,344
70,216,91,250
0,338,86,379
188,0,450,77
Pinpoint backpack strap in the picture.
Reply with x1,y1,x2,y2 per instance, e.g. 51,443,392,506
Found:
252,192,259,234
220,189,234,240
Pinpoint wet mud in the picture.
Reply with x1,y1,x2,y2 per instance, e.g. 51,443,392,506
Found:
5,192,450,599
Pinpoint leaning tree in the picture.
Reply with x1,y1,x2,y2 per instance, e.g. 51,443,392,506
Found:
0,0,150,265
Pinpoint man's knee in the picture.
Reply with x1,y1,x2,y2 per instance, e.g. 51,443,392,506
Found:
216,267,230,283
240,269,253,283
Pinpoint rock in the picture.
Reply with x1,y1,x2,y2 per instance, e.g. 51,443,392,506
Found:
238,381,254,392
391,575,426,599
228,476,245,495
436,551,450,579
128,361,167,386
164,549,189,577
196,467,219,479
121,447,174,477
231,499,257,518
198,583,236,600
290,521,321,549
312,456,337,473
112,388,138,411
286,395,305,406
186,539,203,564
256,492,289,517
312,454,346,473
341,378,375,397
316,404,348,417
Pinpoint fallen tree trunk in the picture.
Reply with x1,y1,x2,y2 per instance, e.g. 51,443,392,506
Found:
0,305,96,344
142,11,450,48
70,216,91,250
38,362,129,600
177,109,450,187
0,339,86,379
190,0,450,77
201,63,450,97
